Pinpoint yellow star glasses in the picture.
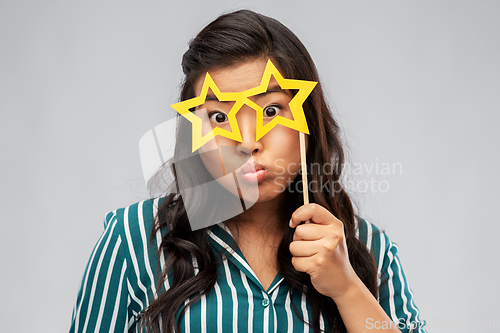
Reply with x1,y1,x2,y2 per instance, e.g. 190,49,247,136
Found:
170,59,317,152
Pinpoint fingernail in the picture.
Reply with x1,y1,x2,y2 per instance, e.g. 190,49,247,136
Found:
289,219,293,227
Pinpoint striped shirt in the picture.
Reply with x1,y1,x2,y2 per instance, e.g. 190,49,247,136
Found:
69,197,426,332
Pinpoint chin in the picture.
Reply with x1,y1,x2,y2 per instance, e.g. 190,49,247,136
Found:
255,185,287,202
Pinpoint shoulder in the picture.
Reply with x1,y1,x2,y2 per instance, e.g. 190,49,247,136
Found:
100,197,171,298
104,197,165,227
70,197,170,331
355,217,427,332
354,216,396,273
105,197,164,228
102,197,167,245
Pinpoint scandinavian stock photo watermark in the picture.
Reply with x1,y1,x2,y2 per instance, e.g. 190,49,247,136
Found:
366,318,500,331
365,318,422,330
424,318,500,331
364,317,500,331
274,158,403,195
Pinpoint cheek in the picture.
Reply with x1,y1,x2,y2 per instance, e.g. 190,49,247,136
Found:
286,155,302,175
199,149,224,179
265,127,302,173
199,137,249,178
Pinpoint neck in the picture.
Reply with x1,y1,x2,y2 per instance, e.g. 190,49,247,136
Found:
225,192,287,243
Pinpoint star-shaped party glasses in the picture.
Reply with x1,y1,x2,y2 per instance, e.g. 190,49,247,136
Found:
171,59,317,152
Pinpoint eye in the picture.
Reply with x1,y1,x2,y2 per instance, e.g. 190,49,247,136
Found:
208,111,228,124
263,105,281,118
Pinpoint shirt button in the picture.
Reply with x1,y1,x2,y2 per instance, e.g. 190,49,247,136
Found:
262,298,270,307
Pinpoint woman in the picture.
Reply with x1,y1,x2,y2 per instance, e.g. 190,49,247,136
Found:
70,9,425,333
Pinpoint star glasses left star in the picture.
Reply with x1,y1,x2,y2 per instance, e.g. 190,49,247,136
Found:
170,73,245,152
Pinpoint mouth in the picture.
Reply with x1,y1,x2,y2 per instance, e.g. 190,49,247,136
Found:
239,160,267,184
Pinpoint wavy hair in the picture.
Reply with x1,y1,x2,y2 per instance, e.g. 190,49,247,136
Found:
141,9,378,333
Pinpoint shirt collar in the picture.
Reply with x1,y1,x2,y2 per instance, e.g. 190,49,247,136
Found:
206,222,284,293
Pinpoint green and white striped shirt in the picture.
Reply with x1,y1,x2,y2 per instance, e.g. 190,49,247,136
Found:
69,197,426,332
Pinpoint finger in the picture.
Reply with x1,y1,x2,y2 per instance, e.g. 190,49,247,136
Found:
291,256,313,274
290,203,343,228
289,240,320,257
292,223,327,241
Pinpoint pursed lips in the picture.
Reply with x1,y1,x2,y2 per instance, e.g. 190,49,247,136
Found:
239,160,267,183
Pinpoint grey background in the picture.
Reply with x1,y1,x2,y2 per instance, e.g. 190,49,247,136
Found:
1,0,499,332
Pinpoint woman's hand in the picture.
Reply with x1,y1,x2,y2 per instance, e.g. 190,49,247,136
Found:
289,203,360,301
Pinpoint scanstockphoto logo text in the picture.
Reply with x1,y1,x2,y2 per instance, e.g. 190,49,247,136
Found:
365,317,500,331
274,159,403,194
424,318,500,331
365,318,422,330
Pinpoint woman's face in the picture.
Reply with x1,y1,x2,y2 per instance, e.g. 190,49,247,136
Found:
193,58,306,204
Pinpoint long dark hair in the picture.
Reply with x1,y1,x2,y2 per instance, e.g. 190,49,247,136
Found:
141,9,378,333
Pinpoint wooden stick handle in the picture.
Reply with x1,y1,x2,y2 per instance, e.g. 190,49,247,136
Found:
299,132,311,223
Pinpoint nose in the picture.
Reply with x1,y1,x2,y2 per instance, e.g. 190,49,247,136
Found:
235,106,262,156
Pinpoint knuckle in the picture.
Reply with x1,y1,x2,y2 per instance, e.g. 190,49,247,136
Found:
338,234,344,244
333,232,344,244
329,228,343,242
315,255,326,267
322,242,336,252
309,204,319,213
